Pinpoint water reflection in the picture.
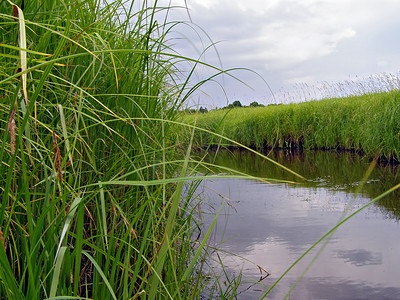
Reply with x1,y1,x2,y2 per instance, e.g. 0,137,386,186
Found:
204,149,400,219
337,249,382,266
199,150,400,299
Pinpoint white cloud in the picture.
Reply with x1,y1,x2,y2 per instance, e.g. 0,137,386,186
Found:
283,75,315,85
159,0,400,105
175,0,361,69
377,60,389,68
183,0,398,61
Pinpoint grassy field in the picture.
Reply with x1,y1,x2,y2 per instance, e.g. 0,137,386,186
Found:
184,90,400,163
0,0,237,298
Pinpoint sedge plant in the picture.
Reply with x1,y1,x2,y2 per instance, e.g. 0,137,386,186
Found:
0,0,252,298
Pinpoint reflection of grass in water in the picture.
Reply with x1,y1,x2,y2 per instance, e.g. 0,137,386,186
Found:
281,155,379,299
204,149,400,219
197,148,400,298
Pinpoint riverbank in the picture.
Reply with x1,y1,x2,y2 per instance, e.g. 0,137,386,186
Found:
184,91,400,163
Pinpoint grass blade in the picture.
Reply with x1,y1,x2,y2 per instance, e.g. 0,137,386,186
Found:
50,246,67,298
81,251,117,300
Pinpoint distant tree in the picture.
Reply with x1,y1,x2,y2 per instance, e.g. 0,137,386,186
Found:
249,101,264,107
199,106,208,113
232,100,242,107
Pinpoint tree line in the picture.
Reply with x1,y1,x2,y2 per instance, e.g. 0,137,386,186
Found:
185,100,265,114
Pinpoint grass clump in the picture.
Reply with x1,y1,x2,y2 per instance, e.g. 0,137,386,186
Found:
184,91,400,162
0,0,225,298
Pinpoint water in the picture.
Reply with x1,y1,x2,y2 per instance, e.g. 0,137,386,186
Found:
197,149,400,299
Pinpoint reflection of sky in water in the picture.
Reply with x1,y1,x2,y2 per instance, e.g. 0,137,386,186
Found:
337,249,382,266
201,178,400,299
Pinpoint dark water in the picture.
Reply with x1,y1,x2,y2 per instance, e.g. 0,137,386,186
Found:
198,149,400,299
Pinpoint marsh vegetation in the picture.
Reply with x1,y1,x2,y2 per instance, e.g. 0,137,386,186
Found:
0,0,230,298
1,0,400,299
185,89,400,163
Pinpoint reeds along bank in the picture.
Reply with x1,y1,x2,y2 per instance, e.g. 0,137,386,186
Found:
0,0,214,299
185,90,400,163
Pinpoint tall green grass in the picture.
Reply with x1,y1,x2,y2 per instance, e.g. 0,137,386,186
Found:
185,91,400,162
0,0,236,298
3,0,397,298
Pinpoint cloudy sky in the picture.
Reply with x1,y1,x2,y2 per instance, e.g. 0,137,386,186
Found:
160,0,400,108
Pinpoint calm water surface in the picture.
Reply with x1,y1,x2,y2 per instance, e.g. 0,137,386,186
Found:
199,150,400,299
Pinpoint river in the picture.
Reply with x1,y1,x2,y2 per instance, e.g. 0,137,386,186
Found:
197,149,400,299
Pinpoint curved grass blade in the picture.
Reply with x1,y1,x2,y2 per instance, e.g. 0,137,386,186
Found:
54,197,82,262
81,250,117,300
49,246,67,298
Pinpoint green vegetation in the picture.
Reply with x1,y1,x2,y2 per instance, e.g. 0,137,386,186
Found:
0,0,238,298
228,100,242,108
249,101,264,107
2,0,398,298
184,91,400,163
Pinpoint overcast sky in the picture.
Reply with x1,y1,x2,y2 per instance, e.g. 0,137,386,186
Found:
160,0,400,108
